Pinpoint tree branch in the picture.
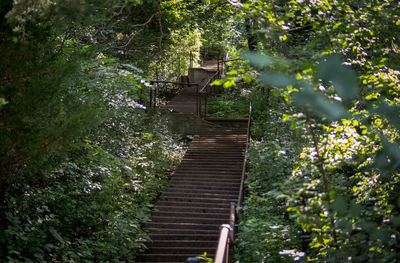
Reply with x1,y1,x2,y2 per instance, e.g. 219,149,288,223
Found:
157,0,164,53
115,12,158,51
132,12,158,28
304,107,337,244
93,3,127,37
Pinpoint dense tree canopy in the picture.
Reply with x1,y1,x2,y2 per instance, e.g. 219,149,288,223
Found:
210,0,400,262
1,0,399,262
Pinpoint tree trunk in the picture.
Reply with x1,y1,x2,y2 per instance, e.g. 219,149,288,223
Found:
245,18,257,51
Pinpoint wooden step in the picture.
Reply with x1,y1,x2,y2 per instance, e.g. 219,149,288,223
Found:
137,253,215,262
156,200,231,209
169,176,241,184
147,247,216,255
151,211,229,220
150,233,219,241
148,216,228,225
161,192,237,200
154,205,231,214
147,240,218,248
145,222,220,231
158,196,237,204
167,180,240,188
163,188,238,195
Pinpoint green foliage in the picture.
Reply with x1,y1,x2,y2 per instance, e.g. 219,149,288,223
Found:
0,1,189,261
3,0,400,262
3,110,184,262
207,93,250,119
197,252,214,263
236,96,307,262
0,36,185,260
236,50,400,261
215,0,400,262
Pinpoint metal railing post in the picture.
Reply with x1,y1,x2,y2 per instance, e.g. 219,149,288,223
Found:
204,94,207,117
196,85,200,116
217,58,220,79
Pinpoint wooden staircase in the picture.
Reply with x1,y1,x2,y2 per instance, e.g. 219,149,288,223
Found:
138,60,247,262
136,129,246,262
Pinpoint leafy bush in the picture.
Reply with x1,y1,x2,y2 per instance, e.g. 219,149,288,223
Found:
235,90,308,262
0,43,185,262
207,93,250,119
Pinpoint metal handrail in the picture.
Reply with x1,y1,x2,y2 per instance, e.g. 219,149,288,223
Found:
238,103,252,207
199,71,219,93
214,224,232,263
197,70,220,117
214,104,252,263
148,80,198,108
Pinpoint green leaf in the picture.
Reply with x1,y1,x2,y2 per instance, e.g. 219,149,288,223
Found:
332,195,347,215
102,57,117,64
316,55,358,101
223,79,236,88
211,79,223,86
349,202,362,217
337,219,352,232
243,75,254,83
294,84,348,120
260,72,294,88
0,97,8,105
49,227,64,244
332,22,342,30
121,64,143,73
282,114,291,121
243,52,274,67
369,102,400,130
375,138,400,172
272,90,280,97
228,69,238,76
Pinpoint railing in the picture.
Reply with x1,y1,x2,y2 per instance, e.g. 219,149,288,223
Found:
238,104,252,207
196,70,220,117
196,58,248,118
214,202,236,263
148,80,197,109
213,104,252,263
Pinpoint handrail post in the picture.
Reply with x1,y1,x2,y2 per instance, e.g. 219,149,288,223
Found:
229,202,236,239
217,58,220,78
204,94,207,118
196,85,200,116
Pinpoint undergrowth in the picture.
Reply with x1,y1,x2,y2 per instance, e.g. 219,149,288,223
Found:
233,90,309,262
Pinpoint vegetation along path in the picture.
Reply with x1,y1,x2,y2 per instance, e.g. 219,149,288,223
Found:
137,83,247,262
